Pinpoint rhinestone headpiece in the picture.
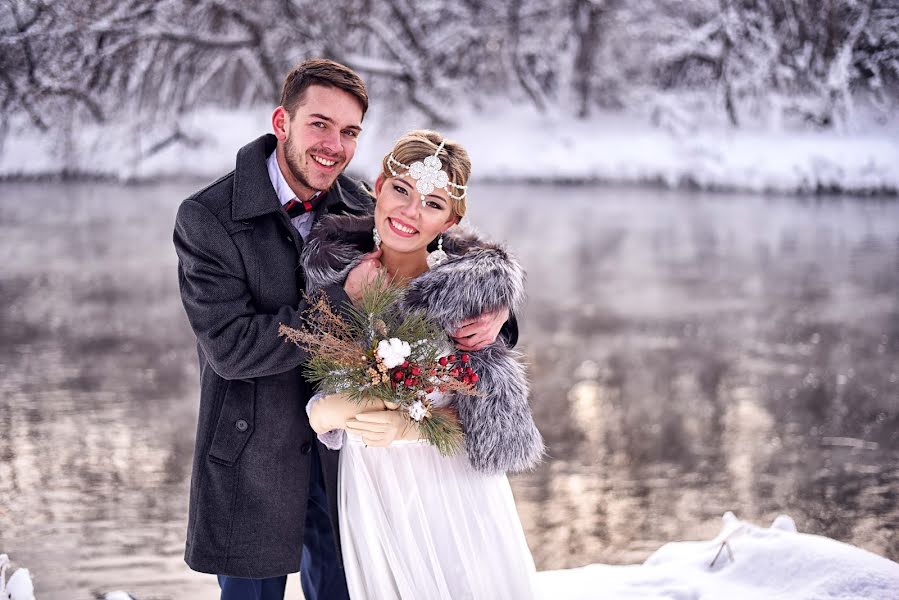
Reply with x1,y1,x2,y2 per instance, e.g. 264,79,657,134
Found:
387,140,467,205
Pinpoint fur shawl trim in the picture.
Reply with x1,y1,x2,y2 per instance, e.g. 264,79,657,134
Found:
302,212,543,473
302,213,526,329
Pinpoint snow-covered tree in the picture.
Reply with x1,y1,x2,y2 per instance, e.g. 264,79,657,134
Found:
1,0,896,155
616,0,898,130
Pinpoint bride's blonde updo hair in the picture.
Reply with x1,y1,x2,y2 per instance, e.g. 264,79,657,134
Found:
380,129,470,221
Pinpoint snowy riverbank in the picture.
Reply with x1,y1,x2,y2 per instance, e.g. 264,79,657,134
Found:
1,105,897,195
539,512,899,599
4,514,899,599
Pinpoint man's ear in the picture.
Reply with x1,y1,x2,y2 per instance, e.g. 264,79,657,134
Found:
272,106,289,141
374,173,386,197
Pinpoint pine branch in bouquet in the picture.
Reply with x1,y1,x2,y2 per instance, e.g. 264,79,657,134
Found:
345,275,405,336
416,406,464,456
342,275,444,351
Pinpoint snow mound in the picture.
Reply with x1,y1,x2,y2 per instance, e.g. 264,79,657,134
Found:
537,513,899,599
0,554,35,600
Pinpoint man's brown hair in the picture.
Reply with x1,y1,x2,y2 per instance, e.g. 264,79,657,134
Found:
280,58,369,117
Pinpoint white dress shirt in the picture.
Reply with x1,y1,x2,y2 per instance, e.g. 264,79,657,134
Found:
266,150,319,240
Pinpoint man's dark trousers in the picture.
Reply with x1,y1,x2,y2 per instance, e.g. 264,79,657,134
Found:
218,445,350,600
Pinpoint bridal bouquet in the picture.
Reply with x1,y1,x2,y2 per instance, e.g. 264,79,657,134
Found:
278,278,478,455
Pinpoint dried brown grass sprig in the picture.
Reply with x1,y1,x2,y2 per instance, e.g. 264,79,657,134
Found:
278,293,367,368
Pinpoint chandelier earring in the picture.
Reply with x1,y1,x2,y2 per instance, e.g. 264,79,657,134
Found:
372,226,382,249
427,234,448,268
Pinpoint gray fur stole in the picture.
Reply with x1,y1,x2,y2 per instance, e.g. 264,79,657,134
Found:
302,213,544,474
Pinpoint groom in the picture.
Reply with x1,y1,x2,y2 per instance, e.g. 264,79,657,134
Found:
174,58,513,600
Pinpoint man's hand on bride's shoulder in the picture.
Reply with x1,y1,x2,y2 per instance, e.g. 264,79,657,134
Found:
344,248,383,303
450,307,509,352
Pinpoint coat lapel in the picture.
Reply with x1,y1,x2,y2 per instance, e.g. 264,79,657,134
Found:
231,134,283,222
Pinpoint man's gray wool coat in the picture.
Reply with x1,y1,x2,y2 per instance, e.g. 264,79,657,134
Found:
173,134,372,578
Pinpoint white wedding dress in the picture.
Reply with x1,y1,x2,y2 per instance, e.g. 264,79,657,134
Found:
334,393,539,600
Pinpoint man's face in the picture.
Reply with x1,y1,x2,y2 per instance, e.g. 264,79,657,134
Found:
273,84,364,199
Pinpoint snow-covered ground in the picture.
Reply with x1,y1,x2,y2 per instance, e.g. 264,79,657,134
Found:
538,513,899,600
1,104,897,195
1,554,33,600
3,514,898,599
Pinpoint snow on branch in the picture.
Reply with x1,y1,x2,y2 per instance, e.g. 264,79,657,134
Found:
0,0,896,161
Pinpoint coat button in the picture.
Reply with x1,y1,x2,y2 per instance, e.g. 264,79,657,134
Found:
286,234,293,243
300,442,312,455
235,419,249,432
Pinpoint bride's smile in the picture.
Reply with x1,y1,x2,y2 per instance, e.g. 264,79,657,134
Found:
387,217,418,236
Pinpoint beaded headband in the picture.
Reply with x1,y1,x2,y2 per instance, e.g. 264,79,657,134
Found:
387,140,468,204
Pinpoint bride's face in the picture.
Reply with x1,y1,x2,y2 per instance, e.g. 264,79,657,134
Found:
374,174,456,255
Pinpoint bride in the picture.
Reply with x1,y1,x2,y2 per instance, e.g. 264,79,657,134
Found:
303,130,544,599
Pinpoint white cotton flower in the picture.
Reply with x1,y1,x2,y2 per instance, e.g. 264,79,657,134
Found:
376,338,412,369
407,400,428,422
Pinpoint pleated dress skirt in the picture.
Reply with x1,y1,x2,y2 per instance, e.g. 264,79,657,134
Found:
338,433,539,600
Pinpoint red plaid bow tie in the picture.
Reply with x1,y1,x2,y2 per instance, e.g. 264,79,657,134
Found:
283,197,318,218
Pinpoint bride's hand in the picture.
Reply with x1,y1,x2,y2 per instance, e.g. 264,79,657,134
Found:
345,410,414,446
309,393,384,433
343,248,383,303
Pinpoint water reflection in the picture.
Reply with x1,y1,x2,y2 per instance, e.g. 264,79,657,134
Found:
480,186,899,570
1,182,897,598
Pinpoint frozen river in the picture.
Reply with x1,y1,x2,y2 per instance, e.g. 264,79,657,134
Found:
1,181,897,599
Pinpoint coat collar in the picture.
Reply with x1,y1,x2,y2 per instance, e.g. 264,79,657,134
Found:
232,134,282,221
231,134,373,221
301,212,498,286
